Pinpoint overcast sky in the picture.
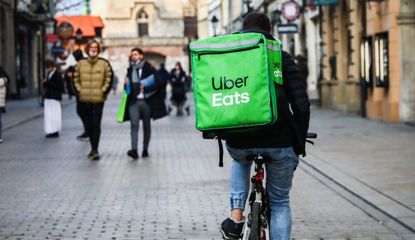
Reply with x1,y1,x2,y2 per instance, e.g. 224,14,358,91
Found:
55,0,86,16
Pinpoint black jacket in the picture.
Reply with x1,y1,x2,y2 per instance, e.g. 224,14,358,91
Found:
122,61,167,121
226,32,310,156
43,70,64,101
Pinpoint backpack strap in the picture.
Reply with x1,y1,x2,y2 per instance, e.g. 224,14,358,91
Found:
217,137,224,167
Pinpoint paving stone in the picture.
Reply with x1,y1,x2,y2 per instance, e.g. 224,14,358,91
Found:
0,96,412,239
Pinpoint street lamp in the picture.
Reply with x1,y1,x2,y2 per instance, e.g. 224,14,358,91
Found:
211,15,219,37
243,0,253,14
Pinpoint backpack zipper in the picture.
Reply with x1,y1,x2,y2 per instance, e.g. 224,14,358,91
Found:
197,45,260,60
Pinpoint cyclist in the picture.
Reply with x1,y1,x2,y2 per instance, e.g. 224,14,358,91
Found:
220,13,310,240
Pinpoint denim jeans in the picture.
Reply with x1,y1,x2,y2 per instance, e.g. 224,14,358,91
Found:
226,144,298,240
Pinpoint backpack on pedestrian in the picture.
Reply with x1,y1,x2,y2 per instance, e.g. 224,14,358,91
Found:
189,32,283,166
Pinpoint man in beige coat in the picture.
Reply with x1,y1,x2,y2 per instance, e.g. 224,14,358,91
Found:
74,40,112,160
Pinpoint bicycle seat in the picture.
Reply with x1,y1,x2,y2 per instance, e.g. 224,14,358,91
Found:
246,154,271,163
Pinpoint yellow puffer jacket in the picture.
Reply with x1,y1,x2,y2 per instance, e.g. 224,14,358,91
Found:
74,57,112,103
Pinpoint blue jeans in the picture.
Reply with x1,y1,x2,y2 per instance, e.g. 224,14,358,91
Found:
227,144,298,240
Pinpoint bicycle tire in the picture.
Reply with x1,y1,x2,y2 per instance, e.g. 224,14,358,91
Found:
249,202,261,240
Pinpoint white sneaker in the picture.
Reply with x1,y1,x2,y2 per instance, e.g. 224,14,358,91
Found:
0,138,3,143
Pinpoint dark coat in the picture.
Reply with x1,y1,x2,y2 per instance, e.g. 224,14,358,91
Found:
226,31,310,156
122,61,167,121
43,70,64,101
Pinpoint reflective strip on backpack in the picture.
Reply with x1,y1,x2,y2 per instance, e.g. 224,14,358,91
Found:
190,38,259,50
267,44,280,51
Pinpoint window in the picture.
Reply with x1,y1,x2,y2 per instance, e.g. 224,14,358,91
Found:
360,37,373,87
374,33,389,87
136,9,149,37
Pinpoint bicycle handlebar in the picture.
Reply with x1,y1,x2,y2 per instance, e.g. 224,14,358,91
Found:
307,132,317,139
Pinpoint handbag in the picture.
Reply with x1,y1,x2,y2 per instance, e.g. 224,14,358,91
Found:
116,90,128,123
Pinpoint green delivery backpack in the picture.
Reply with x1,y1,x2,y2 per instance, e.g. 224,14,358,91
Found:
190,32,284,166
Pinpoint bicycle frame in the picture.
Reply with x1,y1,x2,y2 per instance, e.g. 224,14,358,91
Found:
242,155,270,240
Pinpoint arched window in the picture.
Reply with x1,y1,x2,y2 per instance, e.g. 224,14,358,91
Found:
136,9,149,37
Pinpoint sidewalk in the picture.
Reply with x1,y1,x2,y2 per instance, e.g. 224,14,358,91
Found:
2,95,74,131
304,106,415,232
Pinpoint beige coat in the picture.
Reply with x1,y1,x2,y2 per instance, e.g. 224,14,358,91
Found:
74,57,112,103
0,77,7,109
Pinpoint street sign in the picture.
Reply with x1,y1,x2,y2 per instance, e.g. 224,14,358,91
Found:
281,0,301,22
277,24,299,34
47,34,59,43
314,0,339,5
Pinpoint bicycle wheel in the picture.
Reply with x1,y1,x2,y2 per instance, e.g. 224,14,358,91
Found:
249,202,261,240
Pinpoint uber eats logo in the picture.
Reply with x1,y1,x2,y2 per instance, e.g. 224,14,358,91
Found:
211,76,250,107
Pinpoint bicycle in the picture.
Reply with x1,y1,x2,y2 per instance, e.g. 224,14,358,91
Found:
239,132,318,240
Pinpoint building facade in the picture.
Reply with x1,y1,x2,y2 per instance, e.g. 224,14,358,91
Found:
0,0,15,98
91,0,197,80
320,0,415,123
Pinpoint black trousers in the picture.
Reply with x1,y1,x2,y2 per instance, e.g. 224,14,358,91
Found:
78,102,104,151
76,97,87,132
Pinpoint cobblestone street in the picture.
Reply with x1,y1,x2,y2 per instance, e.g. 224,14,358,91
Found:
0,96,414,240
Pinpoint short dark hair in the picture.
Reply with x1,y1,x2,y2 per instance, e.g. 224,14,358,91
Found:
242,12,271,33
131,48,144,55
72,49,84,62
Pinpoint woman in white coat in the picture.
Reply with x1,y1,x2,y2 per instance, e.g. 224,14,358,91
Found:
0,66,9,143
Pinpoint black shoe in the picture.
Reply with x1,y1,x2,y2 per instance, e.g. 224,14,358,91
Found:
127,150,139,160
185,106,190,116
46,132,59,138
142,150,149,158
77,132,89,142
88,150,100,160
220,218,244,240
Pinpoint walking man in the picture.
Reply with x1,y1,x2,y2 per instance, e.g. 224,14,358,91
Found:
219,13,310,240
121,48,167,159
73,40,113,160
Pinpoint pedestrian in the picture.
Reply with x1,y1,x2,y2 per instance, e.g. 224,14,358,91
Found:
169,62,188,116
43,60,64,138
73,40,113,160
64,66,76,100
295,54,309,90
121,48,167,160
157,63,169,100
0,66,9,143
69,49,90,142
219,13,310,240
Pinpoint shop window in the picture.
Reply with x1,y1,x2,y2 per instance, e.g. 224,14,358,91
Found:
137,9,149,37
374,33,389,87
360,37,373,87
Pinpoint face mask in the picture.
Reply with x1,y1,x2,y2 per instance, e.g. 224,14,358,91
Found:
89,51,98,57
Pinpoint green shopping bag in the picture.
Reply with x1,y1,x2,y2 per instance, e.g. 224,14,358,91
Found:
116,91,128,123
189,32,283,131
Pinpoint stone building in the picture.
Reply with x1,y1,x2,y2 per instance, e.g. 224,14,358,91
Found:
91,0,197,80
320,0,415,123
0,0,16,97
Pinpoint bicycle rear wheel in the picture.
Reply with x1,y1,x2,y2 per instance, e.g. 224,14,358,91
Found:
249,202,261,240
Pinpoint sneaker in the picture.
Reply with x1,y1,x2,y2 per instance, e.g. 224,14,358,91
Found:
88,150,100,161
127,150,139,160
142,150,149,158
77,132,89,142
220,218,244,240
0,138,3,143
